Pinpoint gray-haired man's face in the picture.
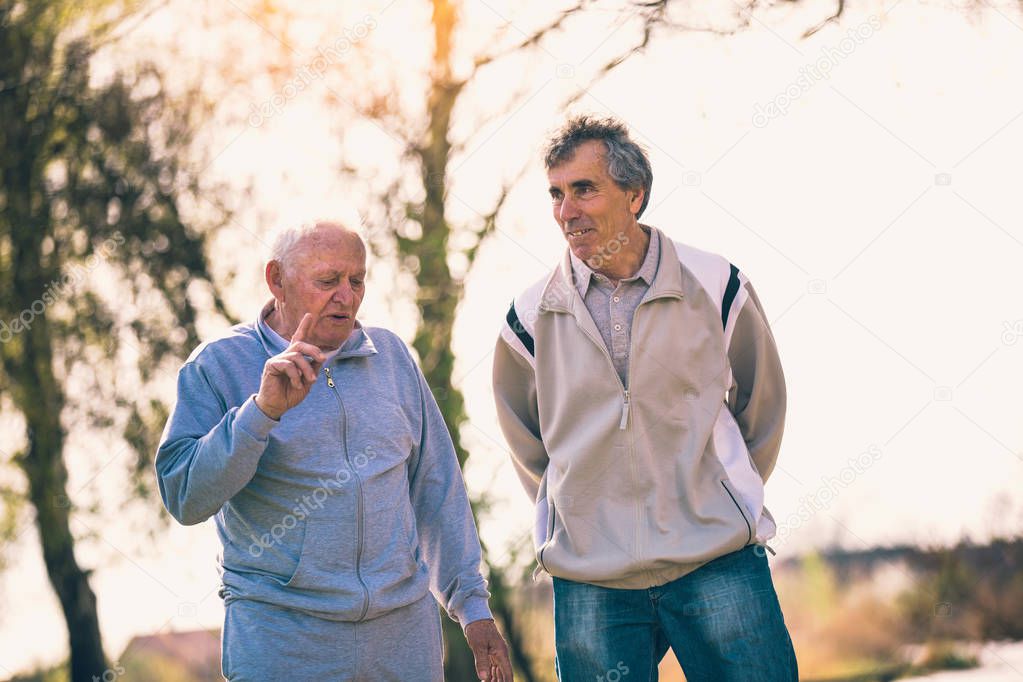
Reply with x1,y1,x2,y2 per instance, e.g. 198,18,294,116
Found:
268,228,366,350
546,140,644,268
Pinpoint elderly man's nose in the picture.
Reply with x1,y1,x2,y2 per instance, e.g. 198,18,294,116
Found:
559,196,580,221
333,283,354,304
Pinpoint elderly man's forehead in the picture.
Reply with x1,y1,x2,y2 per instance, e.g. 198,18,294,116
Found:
292,226,364,255
548,141,610,177
287,231,365,272
300,223,363,246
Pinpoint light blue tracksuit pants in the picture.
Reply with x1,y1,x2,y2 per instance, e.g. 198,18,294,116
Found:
221,593,444,681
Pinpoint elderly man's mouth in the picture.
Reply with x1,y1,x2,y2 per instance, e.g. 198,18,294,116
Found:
325,314,351,322
566,228,594,238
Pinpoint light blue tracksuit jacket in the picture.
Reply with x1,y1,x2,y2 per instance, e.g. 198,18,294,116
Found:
155,311,492,627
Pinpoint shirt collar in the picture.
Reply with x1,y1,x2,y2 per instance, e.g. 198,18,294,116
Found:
570,225,660,297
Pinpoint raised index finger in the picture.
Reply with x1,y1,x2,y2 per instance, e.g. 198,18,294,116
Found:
292,313,314,344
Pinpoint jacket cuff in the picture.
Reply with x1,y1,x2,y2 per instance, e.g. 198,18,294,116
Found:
236,395,279,441
456,595,494,629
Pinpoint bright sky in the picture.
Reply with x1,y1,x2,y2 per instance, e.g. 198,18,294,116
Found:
2,0,1023,674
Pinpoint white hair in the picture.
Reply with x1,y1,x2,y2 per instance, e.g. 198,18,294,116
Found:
269,220,364,274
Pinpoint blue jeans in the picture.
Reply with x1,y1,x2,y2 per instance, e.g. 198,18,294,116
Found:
552,545,798,682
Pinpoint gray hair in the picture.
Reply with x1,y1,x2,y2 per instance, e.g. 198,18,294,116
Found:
543,115,653,218
269,220,364,274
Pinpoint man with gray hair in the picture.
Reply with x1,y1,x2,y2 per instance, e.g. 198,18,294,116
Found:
157,221,512,681
493,116,798,680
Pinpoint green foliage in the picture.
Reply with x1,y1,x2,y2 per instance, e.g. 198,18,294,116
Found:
1,0,233,516
799,550,839,618
0,482,25,570
6,661,69,682
779,540,1023,681
915,641,978,671
897,549,978,641
120,653,203,682
1,1,232,677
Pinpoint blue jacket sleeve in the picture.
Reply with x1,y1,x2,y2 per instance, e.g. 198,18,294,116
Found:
407,365,493,628
155,360,278,525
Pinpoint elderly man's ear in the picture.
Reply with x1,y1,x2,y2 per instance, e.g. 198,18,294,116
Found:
629,188,644,217
266,260,285,300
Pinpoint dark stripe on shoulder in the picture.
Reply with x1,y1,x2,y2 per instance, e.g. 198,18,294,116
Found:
721,264,741,331
506,301,535,357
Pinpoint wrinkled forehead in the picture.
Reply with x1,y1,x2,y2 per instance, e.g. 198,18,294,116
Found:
547,141,610,183
290,228,366,272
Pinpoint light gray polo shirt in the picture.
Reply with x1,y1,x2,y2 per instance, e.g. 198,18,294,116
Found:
570,226,660,387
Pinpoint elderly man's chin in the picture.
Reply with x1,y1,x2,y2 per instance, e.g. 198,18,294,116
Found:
316,317,355,348
567,243,598,264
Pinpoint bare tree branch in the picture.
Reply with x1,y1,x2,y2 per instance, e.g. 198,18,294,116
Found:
564,0,759,107
466,0,593,82
448,77,538,158
463,159,531,267
803,0,846,37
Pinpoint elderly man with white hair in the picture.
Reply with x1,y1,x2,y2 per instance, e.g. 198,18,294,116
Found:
156,221,512,681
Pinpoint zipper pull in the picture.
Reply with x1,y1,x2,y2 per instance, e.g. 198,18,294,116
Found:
324,367,335,388
619,390,630,430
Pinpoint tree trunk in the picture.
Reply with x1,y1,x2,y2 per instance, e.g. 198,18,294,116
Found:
408,2,476,679
5,173,108,680
21,432,108,681
400,2,541,678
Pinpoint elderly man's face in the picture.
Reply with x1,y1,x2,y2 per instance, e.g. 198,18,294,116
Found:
547,140,644,268
268,228,366,350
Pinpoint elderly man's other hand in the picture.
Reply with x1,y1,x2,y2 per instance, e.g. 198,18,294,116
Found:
465,618,513,682
255,313,326,420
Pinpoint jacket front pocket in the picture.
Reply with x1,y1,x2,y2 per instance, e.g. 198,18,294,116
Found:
537,497,556,572
222,502,309,585
280,510,357,589
720,479,753,545
360,493,419,583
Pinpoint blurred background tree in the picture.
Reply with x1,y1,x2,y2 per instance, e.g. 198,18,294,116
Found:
0,1,231,679
4,1,1021,681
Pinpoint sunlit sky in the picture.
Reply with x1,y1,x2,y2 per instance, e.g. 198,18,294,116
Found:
3,0,1023,674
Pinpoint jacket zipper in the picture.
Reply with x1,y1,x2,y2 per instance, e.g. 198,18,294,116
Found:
575,299,652,561
324,366,370,620
563,289,682,573
625,304,642,566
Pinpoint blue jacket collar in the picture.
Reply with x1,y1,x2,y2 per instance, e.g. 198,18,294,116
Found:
254,299,377,363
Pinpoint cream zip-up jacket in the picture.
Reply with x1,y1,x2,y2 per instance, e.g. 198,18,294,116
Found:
492,227,786,589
